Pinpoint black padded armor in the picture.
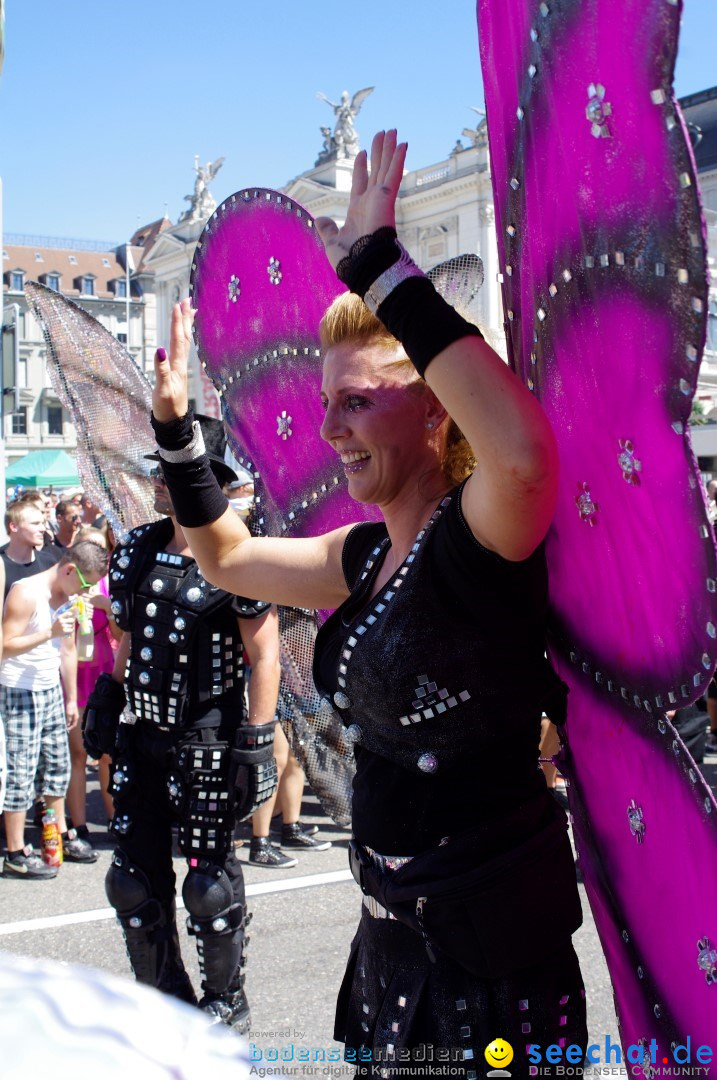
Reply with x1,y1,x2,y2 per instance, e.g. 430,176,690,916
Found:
109,518,268,729
82,672,127,758
104,518,271,1029
183,862,251,1003
105,851,196,1003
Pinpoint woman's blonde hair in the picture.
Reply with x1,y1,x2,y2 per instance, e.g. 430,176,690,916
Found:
319,293,475,486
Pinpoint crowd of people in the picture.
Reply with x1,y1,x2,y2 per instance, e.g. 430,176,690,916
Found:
0,488,110,875
0,466,333,1031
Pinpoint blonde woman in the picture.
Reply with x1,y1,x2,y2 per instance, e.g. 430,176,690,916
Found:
150,131,586,1069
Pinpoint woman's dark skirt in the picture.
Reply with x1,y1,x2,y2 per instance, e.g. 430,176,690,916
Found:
335,905,587,1079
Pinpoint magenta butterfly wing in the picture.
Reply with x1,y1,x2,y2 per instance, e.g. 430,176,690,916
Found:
190,189,382,540
190,190,383,824
477,0,717,1053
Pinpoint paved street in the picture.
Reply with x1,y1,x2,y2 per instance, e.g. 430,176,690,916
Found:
0,772,636,1075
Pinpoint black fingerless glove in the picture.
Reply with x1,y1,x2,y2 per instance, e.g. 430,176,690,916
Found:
229,721,278,820
82,673,126,758
336,226,402,296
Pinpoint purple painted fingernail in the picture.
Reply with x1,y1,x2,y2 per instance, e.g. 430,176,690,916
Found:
156,347,167,362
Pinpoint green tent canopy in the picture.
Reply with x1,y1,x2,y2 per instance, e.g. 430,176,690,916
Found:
5,449,80,489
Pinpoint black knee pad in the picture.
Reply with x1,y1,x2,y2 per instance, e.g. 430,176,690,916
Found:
183,864,234,920
105,852,152,915
105,851,162,931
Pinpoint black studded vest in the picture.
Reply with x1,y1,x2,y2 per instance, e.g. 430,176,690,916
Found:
109,518,268,730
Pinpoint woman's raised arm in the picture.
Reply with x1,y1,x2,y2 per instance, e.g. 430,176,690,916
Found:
315,130,559,563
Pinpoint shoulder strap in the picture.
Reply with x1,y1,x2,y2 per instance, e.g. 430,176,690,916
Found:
342,522,388,591
108,519,173,631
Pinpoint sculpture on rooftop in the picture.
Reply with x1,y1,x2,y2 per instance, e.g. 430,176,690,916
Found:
315,87,374,164
179,155,225,224
462,105,488,149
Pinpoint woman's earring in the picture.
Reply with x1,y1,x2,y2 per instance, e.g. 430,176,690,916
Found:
426,421,434,430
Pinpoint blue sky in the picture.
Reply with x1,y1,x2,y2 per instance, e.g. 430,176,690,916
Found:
1,0,716,243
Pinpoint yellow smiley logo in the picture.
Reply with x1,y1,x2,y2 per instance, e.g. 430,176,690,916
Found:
485,1039,514,1069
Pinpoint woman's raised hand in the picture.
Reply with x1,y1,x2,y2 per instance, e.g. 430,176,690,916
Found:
315,129,407,272
152,299,195,422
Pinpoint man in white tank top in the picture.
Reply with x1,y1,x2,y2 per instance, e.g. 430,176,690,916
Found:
0,541,108,879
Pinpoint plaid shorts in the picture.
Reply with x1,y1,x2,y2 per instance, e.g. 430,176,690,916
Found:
0,717,6,814
0,684,70,812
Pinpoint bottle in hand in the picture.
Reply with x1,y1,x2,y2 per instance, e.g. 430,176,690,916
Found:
74,596,94,662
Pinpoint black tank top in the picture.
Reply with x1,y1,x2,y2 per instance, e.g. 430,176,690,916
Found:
313,485,562,854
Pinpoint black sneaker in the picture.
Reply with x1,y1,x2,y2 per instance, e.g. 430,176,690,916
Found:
281,822,332,851
271,815,319,837
200,988,251,1033
2,846,58,880
63,829,99,863
248,837,297,869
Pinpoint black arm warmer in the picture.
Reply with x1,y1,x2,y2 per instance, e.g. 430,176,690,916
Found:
151,411,229,528
150,409,196,450
159,455,229,528
336,228,482,379
375,277,483,379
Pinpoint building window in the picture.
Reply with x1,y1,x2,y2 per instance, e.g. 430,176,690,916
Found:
115,279,127,298
102,257,111,267
11,407,28,435
17,358,28,389
708,300,717,354
47,273,60,291
117,332,128,345
81,277,95,295
48,406,63,435
10,271,23,291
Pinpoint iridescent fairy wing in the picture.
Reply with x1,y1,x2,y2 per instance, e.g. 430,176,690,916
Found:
190,189,382,823
24,281,159,539
427,253,484,321
477,0,717,1053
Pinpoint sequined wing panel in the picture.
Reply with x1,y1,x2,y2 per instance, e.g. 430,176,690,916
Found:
190,188,382,540
190,189,381,824
477,0,717,1053
24,281,159,539
559,676,717,1055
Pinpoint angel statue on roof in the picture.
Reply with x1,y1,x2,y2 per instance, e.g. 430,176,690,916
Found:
316,86,373,158
179,155,225,224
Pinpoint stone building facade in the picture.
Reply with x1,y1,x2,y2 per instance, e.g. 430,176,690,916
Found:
679,86,717,467
3,87,716,468
1,219,169,466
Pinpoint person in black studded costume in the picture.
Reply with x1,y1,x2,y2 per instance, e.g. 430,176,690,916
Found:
82,428,280,1033
149,132,587,1076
